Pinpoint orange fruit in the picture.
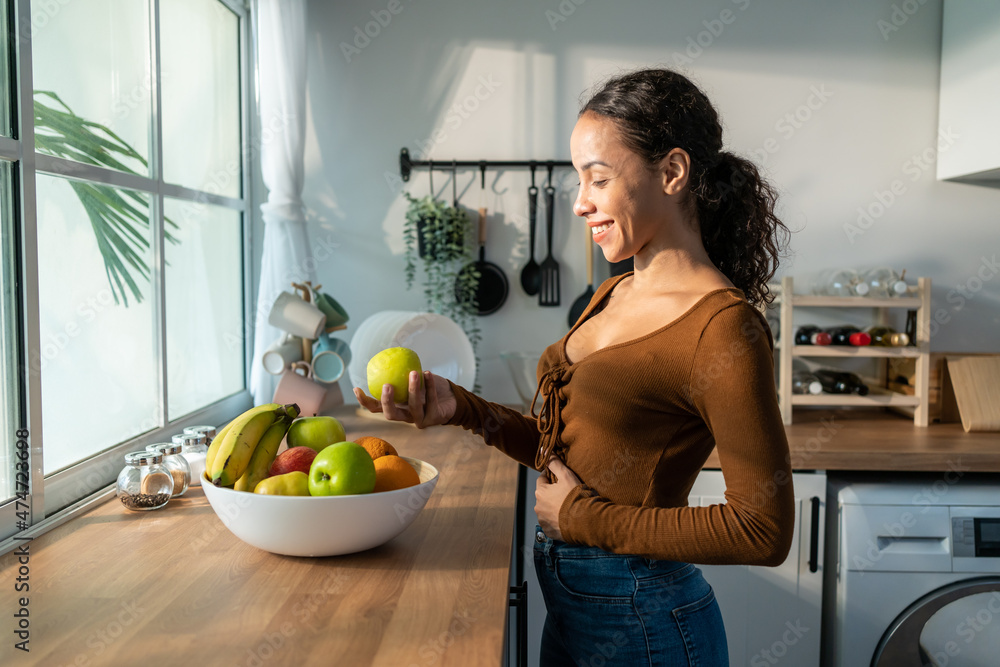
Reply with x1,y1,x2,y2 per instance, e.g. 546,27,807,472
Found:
355,436,398,461
372,455,420,492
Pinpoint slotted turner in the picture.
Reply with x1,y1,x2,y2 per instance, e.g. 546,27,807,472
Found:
539,184,560,306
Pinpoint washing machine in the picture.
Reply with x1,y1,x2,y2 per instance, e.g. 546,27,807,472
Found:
828,477,1000,666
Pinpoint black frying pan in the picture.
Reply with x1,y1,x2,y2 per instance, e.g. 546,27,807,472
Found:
456,207,508,315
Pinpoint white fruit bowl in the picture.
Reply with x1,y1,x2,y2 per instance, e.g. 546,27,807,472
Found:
201,456,439,557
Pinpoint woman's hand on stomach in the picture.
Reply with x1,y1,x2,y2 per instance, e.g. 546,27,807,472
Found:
535,457,584,541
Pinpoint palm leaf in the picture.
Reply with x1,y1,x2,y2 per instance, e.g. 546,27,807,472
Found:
34,90,180,306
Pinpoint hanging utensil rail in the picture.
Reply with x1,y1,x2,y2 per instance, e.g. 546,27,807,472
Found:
399,147,573,182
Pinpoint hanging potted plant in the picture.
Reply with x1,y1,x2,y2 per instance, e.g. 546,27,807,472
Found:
402,191,481,386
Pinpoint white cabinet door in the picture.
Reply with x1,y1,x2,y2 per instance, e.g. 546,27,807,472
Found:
692,470,826,667
937,2,1000,181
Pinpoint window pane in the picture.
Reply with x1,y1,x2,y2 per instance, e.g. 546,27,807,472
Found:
36,174,158,474
31,0,150,175
161,0,241,197
165,199,244,420
0,161,17,501
0,0,11,137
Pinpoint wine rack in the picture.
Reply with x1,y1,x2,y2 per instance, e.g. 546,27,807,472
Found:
769,276,931,426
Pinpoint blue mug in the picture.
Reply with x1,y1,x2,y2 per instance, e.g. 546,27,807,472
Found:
307,352,345,384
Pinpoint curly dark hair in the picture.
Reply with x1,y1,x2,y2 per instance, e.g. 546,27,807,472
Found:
580,68,789,307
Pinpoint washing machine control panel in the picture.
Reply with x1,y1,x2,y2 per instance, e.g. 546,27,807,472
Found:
952,517,1000,558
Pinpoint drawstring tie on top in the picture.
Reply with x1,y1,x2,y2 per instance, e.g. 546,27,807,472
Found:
532,361,569,475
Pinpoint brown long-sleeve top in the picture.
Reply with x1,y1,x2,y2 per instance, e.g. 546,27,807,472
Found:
447,274,795,566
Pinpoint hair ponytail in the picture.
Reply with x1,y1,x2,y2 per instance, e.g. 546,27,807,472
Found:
688,151,787,307
581,69,789,307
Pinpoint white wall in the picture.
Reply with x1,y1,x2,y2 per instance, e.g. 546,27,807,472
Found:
298,0,1000,406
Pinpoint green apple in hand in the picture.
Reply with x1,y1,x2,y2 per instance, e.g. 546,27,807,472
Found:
367,347,423,402
308,441,376,496
286,416,346,453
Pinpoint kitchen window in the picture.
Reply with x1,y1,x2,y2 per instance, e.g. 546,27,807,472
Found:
0,0,255,544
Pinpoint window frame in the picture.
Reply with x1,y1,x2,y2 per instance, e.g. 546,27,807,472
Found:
0,0,257,548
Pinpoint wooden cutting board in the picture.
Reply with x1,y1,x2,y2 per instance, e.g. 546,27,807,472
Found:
945,355,1000,432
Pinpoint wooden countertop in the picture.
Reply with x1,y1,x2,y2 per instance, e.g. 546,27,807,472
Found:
704,408,1000,472
0,410,519,667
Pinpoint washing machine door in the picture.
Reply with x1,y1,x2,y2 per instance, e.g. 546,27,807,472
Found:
871,577,1000,666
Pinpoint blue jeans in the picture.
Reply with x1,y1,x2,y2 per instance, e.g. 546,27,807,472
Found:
533,526,728,667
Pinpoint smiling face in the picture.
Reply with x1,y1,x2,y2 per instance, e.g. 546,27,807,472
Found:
570,111,691,264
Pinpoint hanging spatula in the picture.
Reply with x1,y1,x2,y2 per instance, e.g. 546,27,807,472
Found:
519,184,541,296
539,184,560,307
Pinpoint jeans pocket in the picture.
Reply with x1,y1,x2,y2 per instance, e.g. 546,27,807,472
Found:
553,555,634,603
671,589,729,667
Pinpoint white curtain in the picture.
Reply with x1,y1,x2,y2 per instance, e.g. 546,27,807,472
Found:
250,0,314,405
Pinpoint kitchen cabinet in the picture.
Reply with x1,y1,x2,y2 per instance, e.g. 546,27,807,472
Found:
937,1,1000,182
691,470,826,667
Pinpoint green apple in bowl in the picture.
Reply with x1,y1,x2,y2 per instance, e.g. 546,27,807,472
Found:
367,347,423,402
308,441,376,496
286,416,346,453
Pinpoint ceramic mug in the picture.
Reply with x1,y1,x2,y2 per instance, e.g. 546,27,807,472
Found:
315,332,352,365
268,291,326,340
290,361,345,414
312,290,350,329
291,355,345,385
261,333,303,375
273,366,327,417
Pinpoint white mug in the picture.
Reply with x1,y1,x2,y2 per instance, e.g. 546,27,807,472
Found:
268,291,327,340
261,333,303,375
290,358,344,385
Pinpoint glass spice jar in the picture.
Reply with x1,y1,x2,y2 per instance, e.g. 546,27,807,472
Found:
117,451,173,511
173,433,209,486
146,442,191,497
183,424,217,443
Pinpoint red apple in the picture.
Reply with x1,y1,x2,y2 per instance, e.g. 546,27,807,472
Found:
268,446,317,477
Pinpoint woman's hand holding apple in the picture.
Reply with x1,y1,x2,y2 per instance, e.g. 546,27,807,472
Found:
354,370,456,429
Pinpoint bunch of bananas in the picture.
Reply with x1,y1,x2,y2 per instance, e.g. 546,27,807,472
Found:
206,403,300,490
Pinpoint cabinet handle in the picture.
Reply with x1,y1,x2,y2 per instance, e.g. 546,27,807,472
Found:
808,496,820,573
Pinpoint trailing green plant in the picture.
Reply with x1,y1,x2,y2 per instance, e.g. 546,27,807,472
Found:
33,90,178,306
402,191,481,388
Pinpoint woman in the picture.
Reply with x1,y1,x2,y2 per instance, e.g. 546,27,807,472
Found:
356,68,793,667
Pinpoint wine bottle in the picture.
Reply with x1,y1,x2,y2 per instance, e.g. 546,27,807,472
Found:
889,332,910,346
868,326,910,347
814,369,869,395
849,331,872,346
905,310,917,346
861,267,908,299
792,370,823,395
813,269,870,297
826,326,870,346
795,325,832,345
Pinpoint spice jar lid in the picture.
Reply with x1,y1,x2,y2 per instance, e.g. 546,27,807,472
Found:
183,424,217,439
146,442,183,456
125,451,163,466
172,432,208,447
